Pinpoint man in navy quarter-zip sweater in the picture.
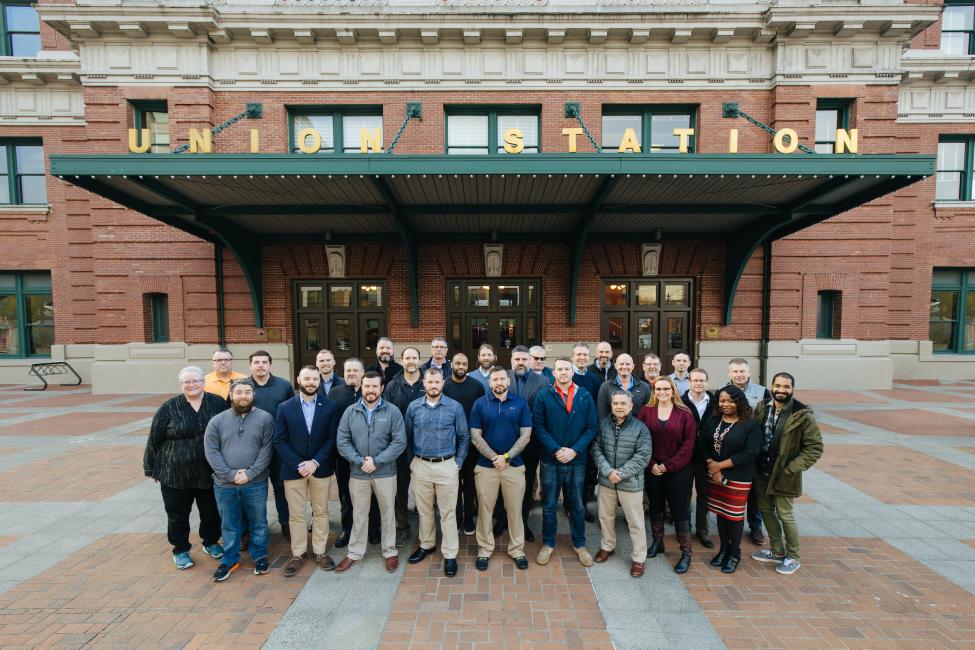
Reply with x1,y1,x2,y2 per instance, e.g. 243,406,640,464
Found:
532,357,598,567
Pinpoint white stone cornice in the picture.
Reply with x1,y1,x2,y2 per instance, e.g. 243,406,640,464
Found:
117,22,149,39
765,5,939,41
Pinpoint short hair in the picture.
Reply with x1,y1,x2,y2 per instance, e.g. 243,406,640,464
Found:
689,367,709,380
610,389,633,402
249,350,272,363
571,342,591,353
478,343,496,354
211,349,232,360
553,356,573,367
299,365,318,374
728,357,749,367
431,336,448,346
451,352,468,362
376,337,393,347
316,349,334,358
529,345,546,357
511,345,530,355
178,366,205,383
673,352,690,360
643,353,661,363
772,371,796,387
488,365,508,376
343,357,364,371
362,370,384,382
402,346,420,359
423,367,443,379
229,378,252,392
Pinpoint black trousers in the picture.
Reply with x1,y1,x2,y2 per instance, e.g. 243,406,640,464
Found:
521,445,540,524
160,484,221,555
336,460,380,535
693,461,711,534
717,516,744,556
394,452,412,534
459,448,479,521
646,463,693,523
747,484,764,532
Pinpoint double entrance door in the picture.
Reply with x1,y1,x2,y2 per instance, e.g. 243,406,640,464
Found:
446,279,542,367
293,280,387,370
601,278,694,375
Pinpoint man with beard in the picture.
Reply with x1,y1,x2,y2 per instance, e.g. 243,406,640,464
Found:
469,343,496,392
204,379,275,582
404,368,469,578
383,347,425,547
751,372,823,576
335,371,407,573
727,357,772,545
469,365,533,571
588,341,617,383
315,349,345,396
328,358,380,548
274,366,341,577
420,336,451,375
443,352,486,536
367,337,402,386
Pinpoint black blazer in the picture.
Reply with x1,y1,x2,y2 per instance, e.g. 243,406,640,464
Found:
699,416,761,483
273,393,340,479
682,389,715,462
507,369,548,410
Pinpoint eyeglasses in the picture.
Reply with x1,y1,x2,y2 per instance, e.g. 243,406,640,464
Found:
213,358,232,363
531,356,545,361
654,387,672,391
181,379,203,386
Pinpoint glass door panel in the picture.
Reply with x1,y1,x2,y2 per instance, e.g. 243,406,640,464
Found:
298,317,321,367
498,317,519,351
662,313,688,373
330,316,352,356
605,314,626,356
360,315,382,356
635,314,655,355
471,317,489,350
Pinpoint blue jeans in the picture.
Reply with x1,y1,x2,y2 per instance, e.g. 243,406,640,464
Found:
214,481,269,566
540,461,586,549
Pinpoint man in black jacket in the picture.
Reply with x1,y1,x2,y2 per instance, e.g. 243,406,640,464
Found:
274,366,340,576
366,336,403,386
683,368,716,548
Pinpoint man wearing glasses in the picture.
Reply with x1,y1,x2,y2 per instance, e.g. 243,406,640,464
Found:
204,349,246,399
529,345,554,385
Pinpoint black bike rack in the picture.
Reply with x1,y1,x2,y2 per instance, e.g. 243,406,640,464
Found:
24,362,83,391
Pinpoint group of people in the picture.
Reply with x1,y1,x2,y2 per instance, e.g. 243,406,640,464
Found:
143,338,822,583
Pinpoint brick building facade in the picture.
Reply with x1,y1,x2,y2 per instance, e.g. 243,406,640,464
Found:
0,0,971,392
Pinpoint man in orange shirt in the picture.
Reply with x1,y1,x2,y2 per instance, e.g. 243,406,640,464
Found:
204,348,246,399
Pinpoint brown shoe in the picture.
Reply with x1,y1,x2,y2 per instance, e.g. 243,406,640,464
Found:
316,553,336,572
630,562,645,578
283,555,305,577
385,556,399,572
594,549,614,563
335,556,358,573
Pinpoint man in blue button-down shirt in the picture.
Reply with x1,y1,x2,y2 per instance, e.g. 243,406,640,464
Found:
403,367,469,577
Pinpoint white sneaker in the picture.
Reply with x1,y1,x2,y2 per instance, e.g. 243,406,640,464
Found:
776,558,800,575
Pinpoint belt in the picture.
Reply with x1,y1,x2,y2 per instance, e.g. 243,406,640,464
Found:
415,454,455,463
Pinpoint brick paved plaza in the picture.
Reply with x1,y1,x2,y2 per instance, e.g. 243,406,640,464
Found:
0,381,974,649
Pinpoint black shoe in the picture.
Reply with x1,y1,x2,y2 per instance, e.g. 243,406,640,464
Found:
254,558,270,575
721,552,741,574
444,558,458,577
710,548,728,568
749,528,766,545
493,518,508,537
462,518,476,536
281,525,291,543
584,507,595,523
475,556,489,571
674,552,691,574
334,530,350,549
408,546,435,564
697,532,715,549
368,530,381,545
524,527,535,543
514,556,529,570
646,539,665,558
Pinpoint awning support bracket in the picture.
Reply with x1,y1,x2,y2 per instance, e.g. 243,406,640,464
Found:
386,102,422,155
371,176,420,327
564,102,599,152
568,175,619,326
722,102,816,155
172,103,263,154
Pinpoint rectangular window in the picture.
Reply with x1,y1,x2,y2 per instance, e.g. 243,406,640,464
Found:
816,290,842,339
132,101,169,154
288,107,383,154
146,293,169,343
815,100,850,154
942,1,975,55
0,271,52,357
0,140,45,204
931,268,975,353
936,137,973,200
445,107,541,155
601,106,696,153
1,3,41,57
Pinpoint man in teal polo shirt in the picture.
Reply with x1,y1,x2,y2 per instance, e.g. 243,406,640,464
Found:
469,365,533,571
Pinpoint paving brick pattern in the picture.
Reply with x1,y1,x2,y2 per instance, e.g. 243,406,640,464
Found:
0,445,144,501
682,537,975,649
823,408,975,437
0,411,149,436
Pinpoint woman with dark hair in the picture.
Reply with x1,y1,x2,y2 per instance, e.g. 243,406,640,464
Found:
702,384,761,574
637,376,698,573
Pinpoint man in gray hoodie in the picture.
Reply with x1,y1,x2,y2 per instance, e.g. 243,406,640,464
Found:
204,379,275,582
335,370,407,573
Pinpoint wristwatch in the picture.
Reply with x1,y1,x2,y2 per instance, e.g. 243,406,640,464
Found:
503,452,510,461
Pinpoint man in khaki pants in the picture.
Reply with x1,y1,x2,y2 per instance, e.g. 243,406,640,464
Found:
335,371,407,573
273,366,341,576
469,366,533,571
403,368,470,578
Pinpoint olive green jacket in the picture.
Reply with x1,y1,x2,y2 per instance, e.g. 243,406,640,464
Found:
753,398,823,498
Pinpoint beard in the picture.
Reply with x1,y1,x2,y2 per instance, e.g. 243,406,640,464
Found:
773,391,791,403
299,384,318,396
453,369,467,380
378,353,392,363
232,401,253,415
513,367,526,377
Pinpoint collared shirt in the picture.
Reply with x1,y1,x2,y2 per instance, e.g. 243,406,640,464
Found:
320,373,337,395
299,395,316,434
686,391,710,420
469,368,492,391
404,395,469,465
203,371,246,399
669,372,691,395
469,392,531,468
615,375,635,391
554,381,575,413
363,397,382,425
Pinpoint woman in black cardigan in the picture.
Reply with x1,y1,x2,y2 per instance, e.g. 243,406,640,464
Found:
143,366,228,569
701,384,761,574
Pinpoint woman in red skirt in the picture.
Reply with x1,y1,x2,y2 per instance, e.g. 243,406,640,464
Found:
703,384,761,573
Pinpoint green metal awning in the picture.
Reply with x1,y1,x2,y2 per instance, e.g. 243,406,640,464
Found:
49,152,935,329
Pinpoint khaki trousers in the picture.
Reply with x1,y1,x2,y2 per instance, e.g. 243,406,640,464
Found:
474,464,526,558
597,484,647,562
348,475,398,560
283,475,331,557
410,457,460,560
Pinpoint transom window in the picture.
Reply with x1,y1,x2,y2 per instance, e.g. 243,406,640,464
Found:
942,1,975,56
936,137,974,201
815,100,851,154
132,101,169,154
601,106,696,153
445,107,540,155
288,107,383,154
0,140,45,205
1,3,40,57
930,268,975,354
0,271,53,357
